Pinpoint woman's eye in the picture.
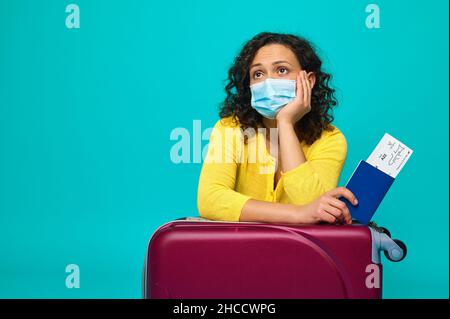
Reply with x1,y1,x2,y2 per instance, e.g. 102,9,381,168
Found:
278,67,288,75
254,71,263,79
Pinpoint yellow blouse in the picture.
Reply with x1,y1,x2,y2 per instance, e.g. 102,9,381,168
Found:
197,116,348,222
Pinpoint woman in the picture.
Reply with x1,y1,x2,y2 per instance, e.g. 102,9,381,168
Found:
197,32,358,225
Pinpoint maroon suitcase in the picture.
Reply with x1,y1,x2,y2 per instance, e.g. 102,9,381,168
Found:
143,217,406,299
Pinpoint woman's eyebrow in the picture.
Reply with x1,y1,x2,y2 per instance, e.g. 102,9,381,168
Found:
250,60,293,70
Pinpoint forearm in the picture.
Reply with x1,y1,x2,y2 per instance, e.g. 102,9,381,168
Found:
239,199,303,224
277,120,306,172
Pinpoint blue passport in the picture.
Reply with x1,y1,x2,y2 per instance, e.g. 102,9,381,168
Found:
339,160,395,225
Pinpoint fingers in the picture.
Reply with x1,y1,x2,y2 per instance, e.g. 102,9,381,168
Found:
323,203,345,224
327,187,358,206
317,208,337,224
328,197,352,224
301,71,311,107
300,71,308,106
305,72,312,106
314,197,343,224
296,71,304,102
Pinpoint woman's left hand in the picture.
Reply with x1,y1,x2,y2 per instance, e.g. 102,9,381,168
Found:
276,70,313,124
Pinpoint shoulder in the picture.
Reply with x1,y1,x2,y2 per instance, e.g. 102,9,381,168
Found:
307,124,347,157
208,116,244,144
213,115,241,130
211,116,243,138
319,124,347,145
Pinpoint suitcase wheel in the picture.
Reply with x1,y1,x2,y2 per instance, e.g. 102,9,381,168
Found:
384,239,407,262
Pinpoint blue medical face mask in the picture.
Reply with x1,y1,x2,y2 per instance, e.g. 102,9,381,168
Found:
250,78,296,119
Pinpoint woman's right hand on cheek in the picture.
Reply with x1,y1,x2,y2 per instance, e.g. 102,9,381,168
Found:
293,187,358,225
275,71,312,125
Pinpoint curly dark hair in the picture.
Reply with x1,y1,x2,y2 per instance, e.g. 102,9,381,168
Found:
219,32,338,145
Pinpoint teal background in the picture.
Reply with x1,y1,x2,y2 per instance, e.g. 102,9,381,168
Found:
0,0,448,298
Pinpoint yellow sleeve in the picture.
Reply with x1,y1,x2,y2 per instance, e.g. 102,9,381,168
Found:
280,127,348,205
197,119,252,221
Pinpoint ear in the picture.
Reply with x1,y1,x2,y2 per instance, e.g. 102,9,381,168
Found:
307,72,316,89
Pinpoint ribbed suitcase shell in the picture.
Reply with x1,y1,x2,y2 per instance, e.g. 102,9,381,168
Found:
144,220,382,299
